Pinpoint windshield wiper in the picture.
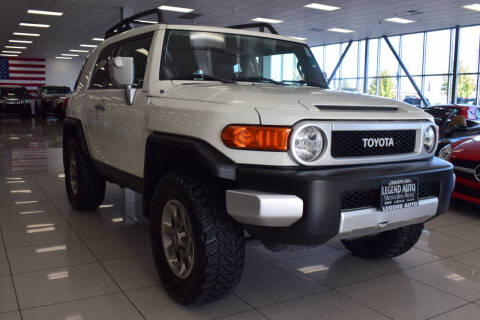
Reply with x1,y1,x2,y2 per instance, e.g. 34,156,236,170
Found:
236,76,283,85
171,73,236,84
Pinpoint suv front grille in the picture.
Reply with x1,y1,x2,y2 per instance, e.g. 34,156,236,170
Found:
341,182,439,211
331,130,416,158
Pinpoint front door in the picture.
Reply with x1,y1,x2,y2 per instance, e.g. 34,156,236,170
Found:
94,33,154,177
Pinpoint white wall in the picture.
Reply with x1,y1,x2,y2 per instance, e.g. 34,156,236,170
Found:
45,58,85,90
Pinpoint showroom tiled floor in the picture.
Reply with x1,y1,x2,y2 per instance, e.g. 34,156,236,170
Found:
0,118,480,320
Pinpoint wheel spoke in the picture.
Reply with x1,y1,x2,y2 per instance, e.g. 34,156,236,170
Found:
160,199,195,279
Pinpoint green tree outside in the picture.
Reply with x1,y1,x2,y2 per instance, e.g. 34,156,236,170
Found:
369,70,396,99
441,62,476,99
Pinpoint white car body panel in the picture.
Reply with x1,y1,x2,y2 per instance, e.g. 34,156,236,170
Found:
67,23,437,176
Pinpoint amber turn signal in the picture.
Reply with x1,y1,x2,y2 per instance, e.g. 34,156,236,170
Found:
222,125,292,151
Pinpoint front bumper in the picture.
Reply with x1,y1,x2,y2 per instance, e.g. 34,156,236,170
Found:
227,157,454,245
452,176,480,205
0,103,30,115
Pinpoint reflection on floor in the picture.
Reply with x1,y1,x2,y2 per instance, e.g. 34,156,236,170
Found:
0,119,480,320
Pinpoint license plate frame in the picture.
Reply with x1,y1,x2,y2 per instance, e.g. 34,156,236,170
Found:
381,178,419,211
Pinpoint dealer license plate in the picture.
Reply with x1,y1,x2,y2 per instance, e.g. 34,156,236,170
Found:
381,178,418,211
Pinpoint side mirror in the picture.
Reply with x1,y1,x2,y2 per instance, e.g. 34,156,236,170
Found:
110,56,136,105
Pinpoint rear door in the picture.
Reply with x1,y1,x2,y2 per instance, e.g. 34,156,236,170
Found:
94,33,154,177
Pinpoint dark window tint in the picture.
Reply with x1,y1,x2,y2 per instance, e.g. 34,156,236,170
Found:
90,44,117,89
114,34,153,87
44,87,71,94
0,87,28,97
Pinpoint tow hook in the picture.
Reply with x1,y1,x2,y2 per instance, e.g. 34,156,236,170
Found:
377,221,388,229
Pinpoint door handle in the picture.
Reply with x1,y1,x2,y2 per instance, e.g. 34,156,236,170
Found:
94,104,105,111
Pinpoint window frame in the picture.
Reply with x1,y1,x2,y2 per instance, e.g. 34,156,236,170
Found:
112,32,154,89
88,32,154,90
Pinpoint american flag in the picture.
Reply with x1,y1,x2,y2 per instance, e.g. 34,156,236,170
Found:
0,57,46,99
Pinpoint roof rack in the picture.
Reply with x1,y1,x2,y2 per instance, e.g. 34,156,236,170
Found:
226,22,279,35
105,8,165,39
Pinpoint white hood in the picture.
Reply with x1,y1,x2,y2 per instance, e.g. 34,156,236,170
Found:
163,83,432,125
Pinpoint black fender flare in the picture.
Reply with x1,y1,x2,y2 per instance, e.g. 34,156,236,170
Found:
143,132,237,209
63,117,90,154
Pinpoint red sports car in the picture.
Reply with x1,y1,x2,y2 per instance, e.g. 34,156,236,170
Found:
438,135,480,205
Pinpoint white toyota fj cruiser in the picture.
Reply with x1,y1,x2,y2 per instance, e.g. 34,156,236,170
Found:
63,9,454,305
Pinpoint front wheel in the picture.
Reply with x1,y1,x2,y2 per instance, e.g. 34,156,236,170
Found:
341,223,424,260
150,172,245,305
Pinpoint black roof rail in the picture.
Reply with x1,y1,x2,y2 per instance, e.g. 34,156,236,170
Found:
105,8,165,39
226,22,279,35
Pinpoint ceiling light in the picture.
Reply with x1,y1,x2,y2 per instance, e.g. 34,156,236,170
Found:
134,19,157,24
463,3,480,12
290,36,308,41
2,51,21,54
158,5,194,13
304,3,340,11
9,39,33,43
69,49,89,53
56,56,72,60
92,37,104,41
252,17,284,24
0,54,18,57
13,32,40,37
27,9,63,16
328,27,354,33
5,46,26,49
61,53,78,57
19,22,50,28
385,17,415,24
80,44,97,48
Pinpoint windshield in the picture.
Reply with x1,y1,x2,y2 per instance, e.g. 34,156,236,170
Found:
43,87,71,94
0,87,28,97
161,30,328,88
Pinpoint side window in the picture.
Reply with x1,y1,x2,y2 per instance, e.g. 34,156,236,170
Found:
89,44,117,89
114,34,153,88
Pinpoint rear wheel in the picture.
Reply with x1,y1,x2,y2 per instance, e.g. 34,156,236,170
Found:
341,224,424,259
150,171,245,305
64,139,106,210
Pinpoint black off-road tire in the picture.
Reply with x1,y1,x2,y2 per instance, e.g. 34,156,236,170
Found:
64,139,106,211
150,171,245,305
341,223,424,260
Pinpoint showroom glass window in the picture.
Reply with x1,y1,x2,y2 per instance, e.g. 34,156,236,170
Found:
114,34,153,88
160,30,328,88
310,25,480,105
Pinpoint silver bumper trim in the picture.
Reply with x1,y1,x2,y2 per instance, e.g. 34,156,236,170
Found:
338,197,438,239
226,190,303,227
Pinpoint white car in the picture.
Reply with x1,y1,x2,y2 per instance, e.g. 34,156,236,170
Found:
63,9,454,305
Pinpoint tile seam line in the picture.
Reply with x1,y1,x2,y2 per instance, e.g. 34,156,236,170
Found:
424,301,476,320
31,175,148,320
413,243,480,258
394,270,473,302
0,219,24,320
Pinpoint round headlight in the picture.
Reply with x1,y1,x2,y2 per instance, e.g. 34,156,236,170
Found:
293,126,325,162
423,126,436,153
438,144,452,161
